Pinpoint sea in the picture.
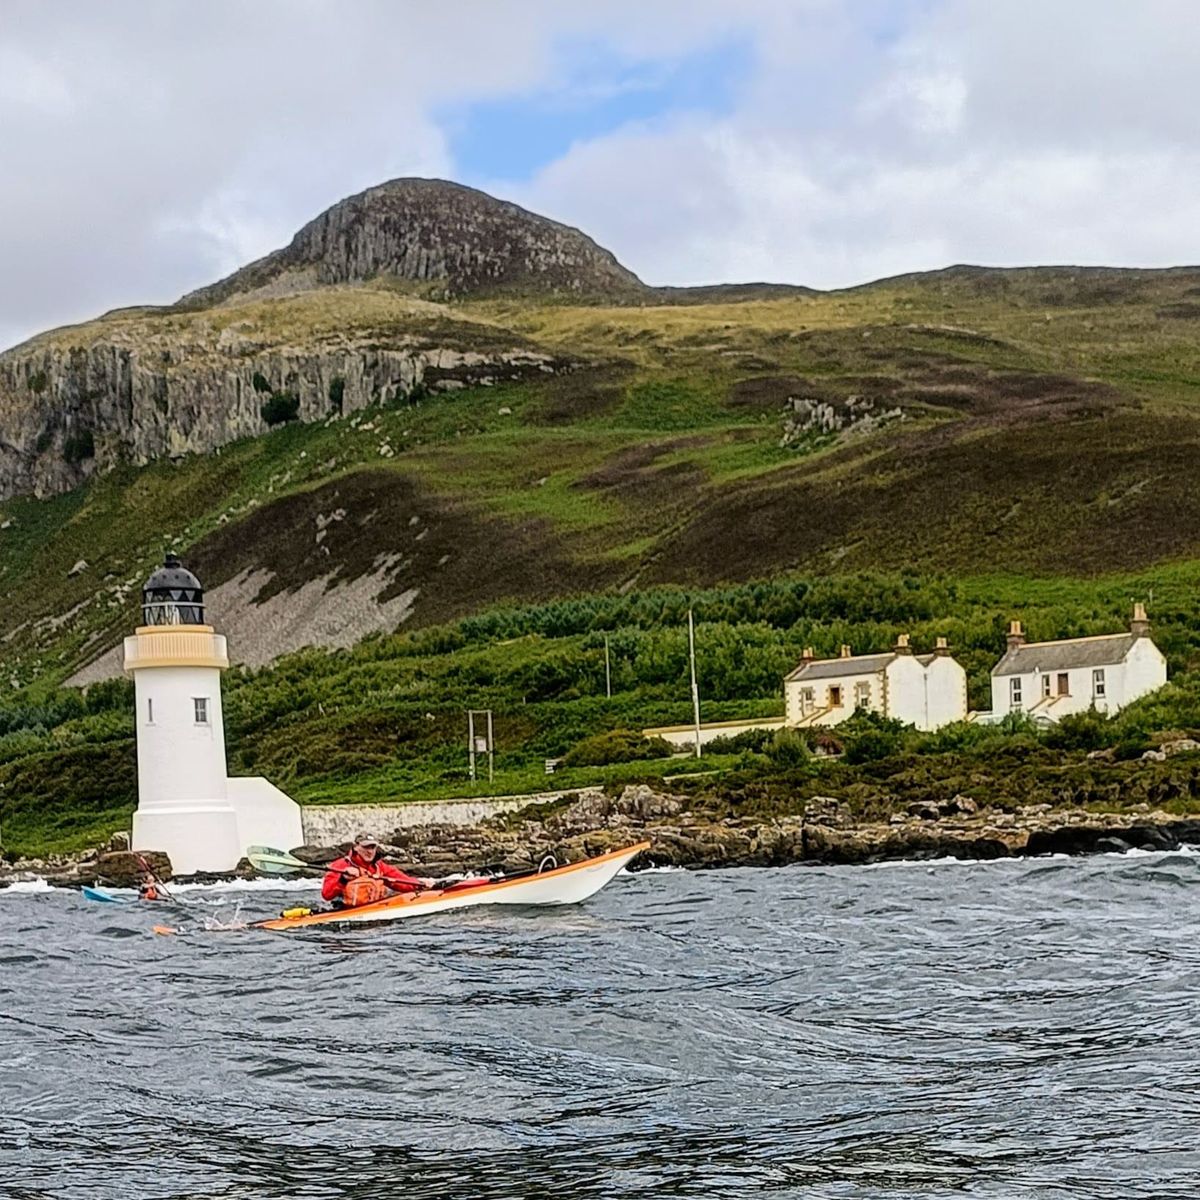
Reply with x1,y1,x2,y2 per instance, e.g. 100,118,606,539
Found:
1,852,1199,1199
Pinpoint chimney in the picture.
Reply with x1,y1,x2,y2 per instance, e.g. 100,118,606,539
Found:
1006,620,1025,649
839,644,852,659
1130,602,1150,638
801,646,814,661
935,636,949,656
893,633,912,654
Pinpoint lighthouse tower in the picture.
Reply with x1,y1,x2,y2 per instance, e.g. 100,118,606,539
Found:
125,555,242,874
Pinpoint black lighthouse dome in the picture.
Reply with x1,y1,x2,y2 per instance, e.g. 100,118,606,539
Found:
142,553,205,626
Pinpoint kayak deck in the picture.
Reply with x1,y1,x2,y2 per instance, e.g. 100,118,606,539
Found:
258,841,650,931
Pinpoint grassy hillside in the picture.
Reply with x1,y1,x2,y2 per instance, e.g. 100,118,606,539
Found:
5,266,1200,694
6,265,1200,853
6,568,1200,856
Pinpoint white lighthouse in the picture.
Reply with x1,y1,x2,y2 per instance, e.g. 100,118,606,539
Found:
125,555,302,874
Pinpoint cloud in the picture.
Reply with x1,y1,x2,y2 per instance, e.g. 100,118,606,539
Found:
2,0,1198,348
510,0,1200,286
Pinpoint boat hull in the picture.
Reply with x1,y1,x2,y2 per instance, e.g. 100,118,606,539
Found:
258,841,650,931
82,885,128,904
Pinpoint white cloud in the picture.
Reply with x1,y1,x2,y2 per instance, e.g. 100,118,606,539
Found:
2,0,1199,349
510,0,1200,287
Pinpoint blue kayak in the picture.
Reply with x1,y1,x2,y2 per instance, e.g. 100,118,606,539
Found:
82,885,129,904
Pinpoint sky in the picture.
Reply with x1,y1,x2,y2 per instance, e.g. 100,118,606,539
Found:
2,0,1198,350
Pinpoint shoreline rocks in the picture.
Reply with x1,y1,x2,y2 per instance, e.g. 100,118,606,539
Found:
3,784,1200,888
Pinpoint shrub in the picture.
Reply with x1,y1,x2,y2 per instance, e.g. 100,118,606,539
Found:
765,728,811,769
63,430,95,465
705,727,775,755
844,728,906,764
562,728,672,767
1044,710,1114,752
260,391,300,426
28,370,48,394
328,376,346,415
35,429,53,454
251,371,272,394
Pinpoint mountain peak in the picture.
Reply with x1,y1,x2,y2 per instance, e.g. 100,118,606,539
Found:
180,177,647,307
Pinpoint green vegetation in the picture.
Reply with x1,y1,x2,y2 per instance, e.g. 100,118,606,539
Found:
328,375,345,414
62,430,94,464
7,265,1200,854
6,571,1200,856
561,729,672,767
260,391,300,425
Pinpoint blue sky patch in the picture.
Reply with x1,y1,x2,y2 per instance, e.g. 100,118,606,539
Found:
443,37,753,182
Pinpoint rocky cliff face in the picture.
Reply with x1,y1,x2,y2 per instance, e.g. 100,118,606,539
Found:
0,304,570,501
0,177,637,502
181,178,647,307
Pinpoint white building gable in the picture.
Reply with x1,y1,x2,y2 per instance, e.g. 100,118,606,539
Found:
784,636,968,732
990,605,1166,722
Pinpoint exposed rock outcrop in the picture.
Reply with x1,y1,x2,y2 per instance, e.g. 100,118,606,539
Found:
180,178,647,308
0,320,569,500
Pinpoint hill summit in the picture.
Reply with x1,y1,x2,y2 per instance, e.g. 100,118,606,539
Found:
180,178,647,306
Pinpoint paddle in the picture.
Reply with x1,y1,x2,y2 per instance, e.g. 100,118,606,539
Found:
245,845,502,890
136,853,177,903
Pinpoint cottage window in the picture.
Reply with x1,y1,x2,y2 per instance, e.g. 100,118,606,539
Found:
194,697,209,725
1093,669,1106,698
1041,675,1051,699
828,685,843,708
1010,678,1023,709
1058,673,1069,696
800,687,815,714
854,680,871,709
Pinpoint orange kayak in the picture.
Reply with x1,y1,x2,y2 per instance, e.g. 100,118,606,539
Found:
257,841,650,931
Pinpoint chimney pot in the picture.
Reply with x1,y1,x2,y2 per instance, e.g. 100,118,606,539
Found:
839,644,851,658
935,636,949,654
802,646,814,661
894,633,912,654
1006,620,1025,649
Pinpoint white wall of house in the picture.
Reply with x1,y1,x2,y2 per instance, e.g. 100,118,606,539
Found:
783,652,968,731
1118,637,1169,708
785,669,880,727
884,655,928,727
991,640,1166,721
923,655,970,730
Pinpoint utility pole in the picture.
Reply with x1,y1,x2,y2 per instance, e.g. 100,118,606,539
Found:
604,635,612,699
688,609,701,758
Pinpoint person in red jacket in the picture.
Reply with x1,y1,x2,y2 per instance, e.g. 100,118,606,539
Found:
322,834,433,908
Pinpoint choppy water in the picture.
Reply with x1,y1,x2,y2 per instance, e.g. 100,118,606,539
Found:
2,853,1200,1199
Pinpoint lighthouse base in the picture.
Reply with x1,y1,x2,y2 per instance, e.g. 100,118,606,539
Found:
132,804,243,876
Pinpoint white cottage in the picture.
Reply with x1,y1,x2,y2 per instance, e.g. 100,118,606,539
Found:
783,636,968,731
989,604,1166,722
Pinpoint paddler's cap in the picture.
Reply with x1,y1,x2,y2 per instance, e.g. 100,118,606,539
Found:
353,833,379,849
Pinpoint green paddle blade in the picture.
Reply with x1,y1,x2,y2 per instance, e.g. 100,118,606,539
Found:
246,846,311,874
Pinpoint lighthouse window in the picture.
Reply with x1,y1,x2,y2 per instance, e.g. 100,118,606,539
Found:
193,697,209,725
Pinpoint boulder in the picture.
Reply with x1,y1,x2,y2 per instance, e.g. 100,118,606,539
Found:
96,850,172,887
614,784,682,822
1161,738,1200,758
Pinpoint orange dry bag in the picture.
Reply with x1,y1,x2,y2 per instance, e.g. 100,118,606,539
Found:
343,876,390,907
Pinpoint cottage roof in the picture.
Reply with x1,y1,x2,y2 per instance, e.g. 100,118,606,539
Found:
785,652,897,682
992,633,1139,677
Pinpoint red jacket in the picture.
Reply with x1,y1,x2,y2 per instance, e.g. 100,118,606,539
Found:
321,850,424,902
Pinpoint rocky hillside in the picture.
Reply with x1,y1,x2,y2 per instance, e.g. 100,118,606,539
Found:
6,179,1200,691
180,178,647,307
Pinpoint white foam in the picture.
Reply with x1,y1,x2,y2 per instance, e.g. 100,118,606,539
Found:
0,878,54,894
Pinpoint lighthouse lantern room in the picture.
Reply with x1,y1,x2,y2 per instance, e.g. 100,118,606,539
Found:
124,554,243,874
